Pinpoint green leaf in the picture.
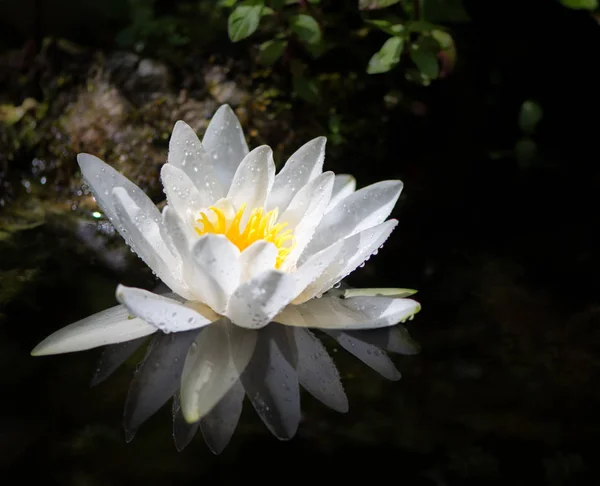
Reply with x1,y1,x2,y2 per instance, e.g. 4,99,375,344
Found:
559,0,598,10
289,14,322,45
518,100,543,135
293,76,321,104
409,41,439,80
423,0,471,22
365,19,405,36
258,39,287,65
407,20,437,32
359,0,401,10
228,3,264,42
367,36,404,74
218,0,238,7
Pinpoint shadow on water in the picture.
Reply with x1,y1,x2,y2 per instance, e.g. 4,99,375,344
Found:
1,0,600,484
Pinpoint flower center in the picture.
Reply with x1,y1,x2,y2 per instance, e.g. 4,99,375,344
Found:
194,203,294,268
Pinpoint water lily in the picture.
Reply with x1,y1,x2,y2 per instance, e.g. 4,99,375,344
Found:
31,104,421,453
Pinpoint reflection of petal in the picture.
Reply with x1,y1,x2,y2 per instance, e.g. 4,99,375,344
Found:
293,328,348,413
343,325,421,355
200,379,245,455
90,336,148,387
123,329,199,439
323,330,401,381
241,324,300,440
172,394,199,452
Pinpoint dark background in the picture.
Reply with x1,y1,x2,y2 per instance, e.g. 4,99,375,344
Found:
1,0,599,484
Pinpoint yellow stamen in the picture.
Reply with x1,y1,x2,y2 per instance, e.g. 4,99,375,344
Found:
194,204,295,268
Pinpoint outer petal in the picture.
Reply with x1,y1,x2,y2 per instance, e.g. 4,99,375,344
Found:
294,219,398,304
160,164,211,222
90,337,148,386
202,105,249,191
168,121,224,202
343,325,421,355
112,187,191,299
266,137,326,213
115,285,216,333
239,240,278,282
180,320,256,423
172,394,199,452
300,180,403,261
30,305,156,356
275,293,421,330
292,328,348,413
226,270,297,329
327,174,356,212
278,171,334,269
226,145,275,213
190,235,241,314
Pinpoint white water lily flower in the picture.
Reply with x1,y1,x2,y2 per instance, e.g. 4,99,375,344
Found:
31,105,421,453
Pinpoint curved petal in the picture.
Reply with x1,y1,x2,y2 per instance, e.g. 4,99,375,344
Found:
240,240,278,282
123,329,199,439
200,379,245,455
300,180,403,261
168,120,224,202
323,329,401,381
278,171,334,269
190,234,241,314
160,164,211,222
116,285,216,333
172,393,199,452
240,325,300,440
226,270,297,329
30,305,156,356
294,219,398,304
202,105,249,191
180,320,256,423
90,336,148,387
327,174,356,212
266,137,326,213
343,325,421,355
292,328,348,413
226,145,275,213
161,206,196,279
276,293,421,330
112,187,191,299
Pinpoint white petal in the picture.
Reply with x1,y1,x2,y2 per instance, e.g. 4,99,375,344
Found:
226,145,275,212
327,174,356,211
115,285,215,333
160,164,211,221
77,153,160,227
180,321,256,423
300,180,403,261
168,121,224,202
240,240,278,282
278,171,334,269
292,240,343,298
202,105,249,191
294,219,397,304
293,328,348,413
276,294,421,330
112,187,191,299
190,234,241,314
30,305,156,356
266,137,326,213
226,270,297,329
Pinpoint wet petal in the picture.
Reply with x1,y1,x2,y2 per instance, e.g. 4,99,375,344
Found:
226,146,275,213
292,328,348,413
202,105,249,191
161,164,210,222
240,240,278,282
116,285,215,333
301,180,403,260
327,174,356,212
226,270,297,329
123,329,199,439
31,305,156,356
168,120,224,202
267,137,326,213
323,330,401,381
240,325,300,440
200,379,245,455
180,320,256,423
172,394,199,452
190,234,241,314
90,336,148,387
